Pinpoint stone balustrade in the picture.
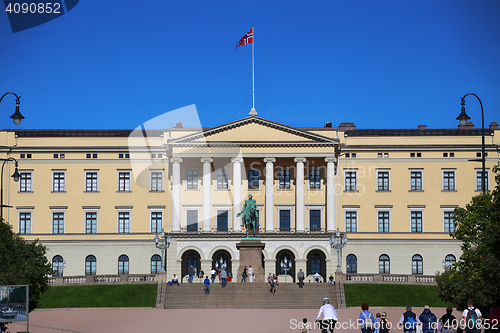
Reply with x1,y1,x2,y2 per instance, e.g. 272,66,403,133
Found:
341,273,437,285
48,274,158,286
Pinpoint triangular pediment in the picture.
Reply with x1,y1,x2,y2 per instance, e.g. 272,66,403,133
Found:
170,116,338,145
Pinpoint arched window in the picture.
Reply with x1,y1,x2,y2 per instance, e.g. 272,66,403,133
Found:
379,254,390,274
412,254,423,275
52,255,64,277
444,254,456,269
85,255,96,275
151,254,162,274
309,252,321,275
346,254,357,274
118,254,129,274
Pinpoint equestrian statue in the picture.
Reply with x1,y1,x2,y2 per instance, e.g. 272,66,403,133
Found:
237,194,259,238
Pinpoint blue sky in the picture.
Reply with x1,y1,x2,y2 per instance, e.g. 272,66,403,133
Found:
1,0,499,130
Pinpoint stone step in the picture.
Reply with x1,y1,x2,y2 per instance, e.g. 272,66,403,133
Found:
164,283,336,309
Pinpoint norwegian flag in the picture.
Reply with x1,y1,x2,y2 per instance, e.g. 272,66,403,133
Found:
235,28,253,51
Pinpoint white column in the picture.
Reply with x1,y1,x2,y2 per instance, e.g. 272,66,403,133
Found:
232,157,243,232
264,157,276,232
171,157,182,232
325,157,337,232
294,157,306,232
201,157,213,232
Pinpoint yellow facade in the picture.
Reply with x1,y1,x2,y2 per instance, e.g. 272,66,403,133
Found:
1,116,498,281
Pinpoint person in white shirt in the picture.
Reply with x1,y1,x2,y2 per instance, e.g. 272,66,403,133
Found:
462,299,482,333
316,297,338,333
248,265,255,282
210,269,216,283
171,274,179,286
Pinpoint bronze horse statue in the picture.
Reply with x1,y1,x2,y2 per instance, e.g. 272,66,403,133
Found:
237,194,259,238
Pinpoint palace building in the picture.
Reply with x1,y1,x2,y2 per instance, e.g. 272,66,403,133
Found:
1,115,498,282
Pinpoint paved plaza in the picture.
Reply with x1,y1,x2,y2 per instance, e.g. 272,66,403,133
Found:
8,306,463,333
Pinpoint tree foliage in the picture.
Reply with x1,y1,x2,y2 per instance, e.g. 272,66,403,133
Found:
436,165,500,310
0,218,53,332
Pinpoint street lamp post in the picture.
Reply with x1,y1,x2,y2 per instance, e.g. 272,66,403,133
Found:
154,229,171,272
0,92,25,125
215,257,227,272
0,158,21,219
457,93,486,193
280,256,292,283
329,228,348,271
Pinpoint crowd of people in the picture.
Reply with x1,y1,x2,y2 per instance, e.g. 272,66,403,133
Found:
306,298,500,333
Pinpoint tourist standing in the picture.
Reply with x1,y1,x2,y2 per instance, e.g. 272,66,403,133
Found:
315,297,338,333
298,269,305,288
462,299,482,333
399,306,420,333
204,275,210,295
241,265,248,283
227,270,233,282
358,303,375,333
220,268,227,287
439,307,457,333
419,305,437,333
188,265,195,283
374,313,381,333
210,268,216,283
248,265,254,282
380,312,390,333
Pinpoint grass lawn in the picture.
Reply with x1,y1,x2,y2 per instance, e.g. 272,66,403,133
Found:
38,284,157,308
344,284,451,308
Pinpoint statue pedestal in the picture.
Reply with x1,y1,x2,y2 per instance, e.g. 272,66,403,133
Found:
236,239,265,283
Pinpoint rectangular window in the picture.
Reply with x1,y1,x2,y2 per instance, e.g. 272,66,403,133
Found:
19,172,32,192
217,169,228,190
443,171,455,191
118,212,130,233
217,210,228,232
378,211,390,233
86,212,97,234
309,210,321,232
279,210,291,231
444,211,455,233
411,211,423,233
248,169,260,190
351,153,357,158
476,170,489,191
187,170,198,189
19,212,31,234
52,172,65,192
86,172,98,192
377,171,390,191
53,154,58,158
151,211,162,233
309,168,321,190
151,171,163,191
345,171,357,191
52,212,64,234
187,210,198,232
118,172,131,191
345,211,357,232
278,169,291,190
410,171,422,191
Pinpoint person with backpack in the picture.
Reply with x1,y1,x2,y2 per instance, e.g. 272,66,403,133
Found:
400,306,421,333
358,303,375,333
439,307,457,333
375,313,382,333
462,299,482,333
420,305,438,333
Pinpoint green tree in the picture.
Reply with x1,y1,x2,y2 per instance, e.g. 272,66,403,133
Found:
0,218,53,332
436,166,500,311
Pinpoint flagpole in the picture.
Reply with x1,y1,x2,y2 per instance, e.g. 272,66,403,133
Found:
250,25,257,116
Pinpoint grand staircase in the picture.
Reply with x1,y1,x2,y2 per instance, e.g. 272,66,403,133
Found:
162,282,337,309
